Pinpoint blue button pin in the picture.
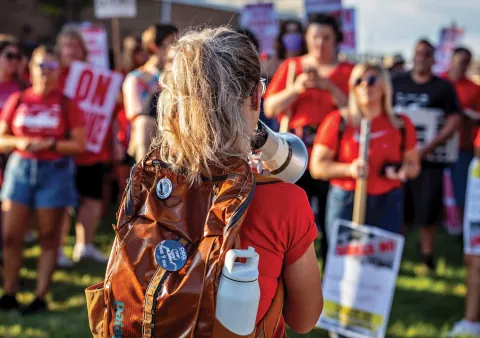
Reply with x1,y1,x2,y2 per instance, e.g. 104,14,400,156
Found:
154,240,188,272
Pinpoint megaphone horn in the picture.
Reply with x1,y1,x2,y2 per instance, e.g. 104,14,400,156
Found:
251,120,308,184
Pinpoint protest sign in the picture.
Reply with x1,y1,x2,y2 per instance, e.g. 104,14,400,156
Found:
395,107,458,163
63,61,123,153
79,25,110,69
433,25,464,75
464,158,480,255
305,0,342,15
317,220,404,338
94,0,137,19
240,3,279,56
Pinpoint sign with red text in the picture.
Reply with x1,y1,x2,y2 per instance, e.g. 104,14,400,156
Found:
464,158,480,255
63,61,123,153
317,220,404,338
240,3,279,56
80,25,110,69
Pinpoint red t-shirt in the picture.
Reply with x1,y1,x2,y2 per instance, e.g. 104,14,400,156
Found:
474,129,480,148
264,57,354,129
441,73,480,149
0,81,23,110
240,181,317,336
314,111,417,195
58,67,112,165
0,88,84,160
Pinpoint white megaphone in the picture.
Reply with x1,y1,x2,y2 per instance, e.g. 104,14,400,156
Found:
251,120,308,184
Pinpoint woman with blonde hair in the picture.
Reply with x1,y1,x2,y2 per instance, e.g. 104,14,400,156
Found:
310,62,420,241
145,27,322,336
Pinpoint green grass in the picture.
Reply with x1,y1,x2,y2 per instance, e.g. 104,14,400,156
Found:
0,208,468,338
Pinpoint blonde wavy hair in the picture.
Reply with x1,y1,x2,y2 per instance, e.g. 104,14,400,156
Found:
151,27,261,185
341,62,401,128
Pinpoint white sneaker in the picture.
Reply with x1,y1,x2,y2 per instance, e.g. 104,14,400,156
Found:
57,249,74,268
449,320,480,337
72,244,108,263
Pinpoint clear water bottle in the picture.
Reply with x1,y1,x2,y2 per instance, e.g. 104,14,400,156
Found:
216,246,260,336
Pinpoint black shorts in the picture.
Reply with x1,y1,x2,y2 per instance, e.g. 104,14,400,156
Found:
76,163,106,200
404,165,444,226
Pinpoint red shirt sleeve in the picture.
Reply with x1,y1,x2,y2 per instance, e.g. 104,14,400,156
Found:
66,98,85,130
284,185,318,266
264,59,292,99
475,129,480,149
0,92,21,128
399,114,417,152
313,110,342,151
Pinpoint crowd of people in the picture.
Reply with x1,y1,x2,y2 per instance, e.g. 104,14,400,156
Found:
0,12,479,337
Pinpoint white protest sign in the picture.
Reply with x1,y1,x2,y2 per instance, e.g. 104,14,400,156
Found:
79,25,110,69
464,158,480,255
94,0,137,19
395,107,458,163
240,3,279,56
433,25,464,75
317,220,404,338
63,61,123,153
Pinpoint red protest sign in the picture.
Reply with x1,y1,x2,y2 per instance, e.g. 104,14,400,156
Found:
63,61,123,153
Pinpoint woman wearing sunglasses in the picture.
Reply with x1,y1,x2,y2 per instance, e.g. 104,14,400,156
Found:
0,45,85,314
310,63,420,244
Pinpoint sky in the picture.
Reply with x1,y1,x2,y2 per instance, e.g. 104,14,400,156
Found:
180,0,480,60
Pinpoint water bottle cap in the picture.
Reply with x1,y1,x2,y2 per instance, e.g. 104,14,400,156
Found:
222,247,259,282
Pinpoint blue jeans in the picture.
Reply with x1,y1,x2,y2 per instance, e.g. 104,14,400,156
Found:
325,186,403,246
1,152,77,209
451,149,474,208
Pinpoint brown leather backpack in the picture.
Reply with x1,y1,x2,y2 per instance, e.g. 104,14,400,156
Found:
85,150,287,338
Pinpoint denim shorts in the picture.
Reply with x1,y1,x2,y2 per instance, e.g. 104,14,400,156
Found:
1,152,77,209
325,185,403,246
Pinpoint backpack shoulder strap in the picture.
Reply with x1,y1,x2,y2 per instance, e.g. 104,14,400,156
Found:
254,173,283,185
397,116,406,154
61,94,70,139
14,90,25,110
255,279,286,338
334,115,347,161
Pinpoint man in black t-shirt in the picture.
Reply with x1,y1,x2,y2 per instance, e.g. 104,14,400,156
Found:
392,39,461,273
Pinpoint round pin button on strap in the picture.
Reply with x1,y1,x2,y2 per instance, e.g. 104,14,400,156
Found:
156,178,173,200
154,240,188,272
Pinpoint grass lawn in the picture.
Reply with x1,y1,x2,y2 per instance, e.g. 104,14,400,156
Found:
0,207,467,338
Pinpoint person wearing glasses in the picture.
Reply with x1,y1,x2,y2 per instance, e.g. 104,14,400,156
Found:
392,39,461,273
310,63,420,246
147,27,323,335
0,45,85,314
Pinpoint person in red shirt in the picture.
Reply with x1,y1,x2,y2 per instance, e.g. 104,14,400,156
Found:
149,27,323,336
263,13,354,264
449,130,480,337
442,47,480,219
310,63,420,242
0,45,85,314
56,27,123,265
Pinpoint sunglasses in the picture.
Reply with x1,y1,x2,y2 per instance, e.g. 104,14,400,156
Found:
37,61,60,70
4,52,21,61
250,78,267,97
354,75,378,87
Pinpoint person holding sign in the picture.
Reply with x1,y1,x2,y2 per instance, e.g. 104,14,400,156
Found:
310,62,420,244
441,47,480,222
264,14,354,264
56,27,121,265
449,130,480,337
0,46,85,314
392,39,461,273
123,24,178,163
